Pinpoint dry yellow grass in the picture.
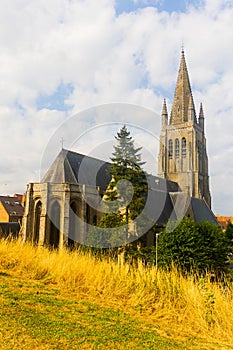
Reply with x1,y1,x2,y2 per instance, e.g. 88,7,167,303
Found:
0,238,233,348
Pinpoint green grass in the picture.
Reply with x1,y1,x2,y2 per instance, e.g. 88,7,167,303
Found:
0,273,185,350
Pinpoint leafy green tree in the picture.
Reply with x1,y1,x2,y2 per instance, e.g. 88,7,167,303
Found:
225,222,233,245
225,222,233,264
157,217,228,273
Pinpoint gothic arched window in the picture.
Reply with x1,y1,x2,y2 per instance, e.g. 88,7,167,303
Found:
68,201,77,248
168,139,173,158
182,137,186,158
175,139,180,158
34,201,42,244
49,201,60,249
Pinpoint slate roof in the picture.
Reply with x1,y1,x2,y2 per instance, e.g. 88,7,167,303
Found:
42,149,180,195
190,198,219,225
168,193,218,225
42,149,217,226
147,174,180,193
42,149,111,194
0,196,24,217
145,189,177,226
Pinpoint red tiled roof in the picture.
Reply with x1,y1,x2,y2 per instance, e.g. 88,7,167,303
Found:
215,215,233,230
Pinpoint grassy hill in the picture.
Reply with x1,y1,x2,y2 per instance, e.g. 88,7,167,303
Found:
0,238,233,349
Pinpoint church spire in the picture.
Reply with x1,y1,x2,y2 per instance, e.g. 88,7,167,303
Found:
198,102,204,130
161,98,168,127
170,49,196,124
199,102,204,118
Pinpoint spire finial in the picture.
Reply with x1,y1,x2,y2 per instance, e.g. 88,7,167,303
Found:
162,98,168,115
199,102,204,118
161,98,168,127
198,103,205,130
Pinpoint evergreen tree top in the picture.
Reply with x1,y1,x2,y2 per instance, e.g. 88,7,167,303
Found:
110,125,145,170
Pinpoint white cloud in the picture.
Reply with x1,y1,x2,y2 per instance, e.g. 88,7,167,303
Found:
0,0,232,215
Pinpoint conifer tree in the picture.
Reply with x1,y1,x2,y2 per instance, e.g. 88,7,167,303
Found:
111,125,145,172
100,125,148,230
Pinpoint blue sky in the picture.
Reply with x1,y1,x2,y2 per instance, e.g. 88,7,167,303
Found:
37,83,74,111
115,0,201,14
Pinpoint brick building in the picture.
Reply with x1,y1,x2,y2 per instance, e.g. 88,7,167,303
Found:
0,195,24,223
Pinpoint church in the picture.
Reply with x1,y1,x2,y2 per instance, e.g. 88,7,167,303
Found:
21,50,217,249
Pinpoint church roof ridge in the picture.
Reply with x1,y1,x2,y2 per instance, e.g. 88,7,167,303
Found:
61,148,111,165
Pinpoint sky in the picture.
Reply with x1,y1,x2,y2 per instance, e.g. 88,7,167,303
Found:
0,0,233,215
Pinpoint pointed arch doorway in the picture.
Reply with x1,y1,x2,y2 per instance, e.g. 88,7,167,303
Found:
49,201,60,248
34,200,42,244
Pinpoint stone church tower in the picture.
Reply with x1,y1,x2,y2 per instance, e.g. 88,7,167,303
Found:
158,50,211,208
